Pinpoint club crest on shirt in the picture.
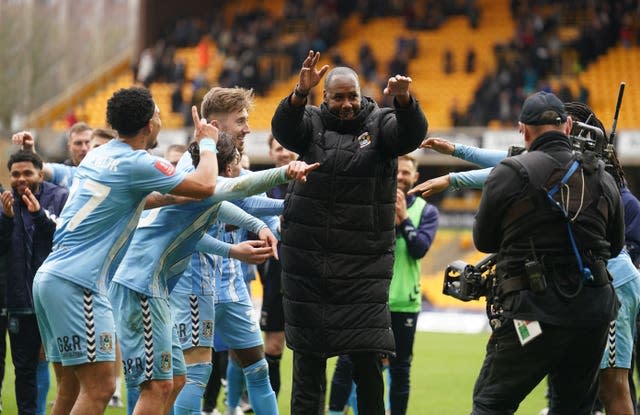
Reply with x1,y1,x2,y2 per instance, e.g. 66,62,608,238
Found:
154,159,176,176
160,352,172,372
99,333,113,353
357,132,372,148
202,320,213,338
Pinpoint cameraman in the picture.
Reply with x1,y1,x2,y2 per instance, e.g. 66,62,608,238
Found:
413,101,640,414
472,92,624,413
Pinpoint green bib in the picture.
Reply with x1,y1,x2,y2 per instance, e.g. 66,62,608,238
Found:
389,197,427,312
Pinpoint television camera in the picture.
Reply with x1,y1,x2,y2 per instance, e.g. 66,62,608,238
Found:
442,83,626,304
442,254,496,301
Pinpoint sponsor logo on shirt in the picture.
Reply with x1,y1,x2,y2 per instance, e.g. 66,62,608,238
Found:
155,159,176,176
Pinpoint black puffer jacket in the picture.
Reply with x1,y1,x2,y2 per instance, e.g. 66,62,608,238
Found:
272,95,428,357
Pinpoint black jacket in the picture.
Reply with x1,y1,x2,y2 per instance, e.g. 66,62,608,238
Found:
474,131,623,326
272,94,428,356
0,181,68,312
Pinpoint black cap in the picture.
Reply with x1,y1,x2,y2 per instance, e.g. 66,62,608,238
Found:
519,91,568,125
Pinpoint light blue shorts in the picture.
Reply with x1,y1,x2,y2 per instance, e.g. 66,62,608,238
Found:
33,271,116,366
601,276,640,369
215,297,263,350
171,293,215,350
108,283,185,388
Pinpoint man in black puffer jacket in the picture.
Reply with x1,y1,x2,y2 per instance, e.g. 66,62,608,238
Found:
271,50,428,415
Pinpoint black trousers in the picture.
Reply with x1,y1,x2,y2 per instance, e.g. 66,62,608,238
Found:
388,311,418,415
472,319,609,415
292,350,384,415
328,312,418,415
8,313,41,415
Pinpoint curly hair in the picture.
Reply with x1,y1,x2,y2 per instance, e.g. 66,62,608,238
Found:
565,101,626,188
8,150,43,171
106,87,156,137
200,87,254,122
188,132,237,172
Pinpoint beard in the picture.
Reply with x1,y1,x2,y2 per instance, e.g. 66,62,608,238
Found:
146,137,158,150
13,182,39,196
397,181,412,194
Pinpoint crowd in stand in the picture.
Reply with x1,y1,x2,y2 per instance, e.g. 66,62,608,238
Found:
130,0,637,131
460,0,638,127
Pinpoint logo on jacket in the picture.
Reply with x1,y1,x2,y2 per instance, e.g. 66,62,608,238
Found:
357,132,372,148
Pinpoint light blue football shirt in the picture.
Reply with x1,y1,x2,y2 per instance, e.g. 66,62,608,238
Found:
172,196,283,296
38,139,186,293
48,163,77,188
111,165,289,298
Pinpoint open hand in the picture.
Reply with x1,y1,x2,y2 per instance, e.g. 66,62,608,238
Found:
258,227,279,260
286,161,320,183
229,240,274,264
297,50,329,94
383,75,412,98
408,175,451,198
21,188,40,213
395,188,408,225
191,106,219,142
420,137,454,155
1,191,14,218
12,131,35,152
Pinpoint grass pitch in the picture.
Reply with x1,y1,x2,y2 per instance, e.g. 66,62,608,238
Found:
0,331,548,414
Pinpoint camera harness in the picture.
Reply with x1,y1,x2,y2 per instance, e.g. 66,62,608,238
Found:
545,158,593,282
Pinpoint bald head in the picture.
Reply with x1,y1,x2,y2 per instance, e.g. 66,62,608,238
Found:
323,67,362,120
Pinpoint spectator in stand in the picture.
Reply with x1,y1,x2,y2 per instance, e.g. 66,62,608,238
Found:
137,47,156,87
465,47,476,73
1,151,68,415
171,81,185,117
443,48,454,74
358,43,378,81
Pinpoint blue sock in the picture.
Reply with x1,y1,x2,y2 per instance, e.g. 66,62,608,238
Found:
226,358,244,410
174,363,213,415
127,385,140,415
36,360,50,415
243,358,277,415
348,381,358,415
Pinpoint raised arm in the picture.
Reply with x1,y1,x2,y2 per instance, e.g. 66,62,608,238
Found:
195,233,272,264
379,77,428,156
217,201,279,258
213,161,319,203
169,106,219,199
420,137,508,168
12,131,54,180
271,50,328,155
